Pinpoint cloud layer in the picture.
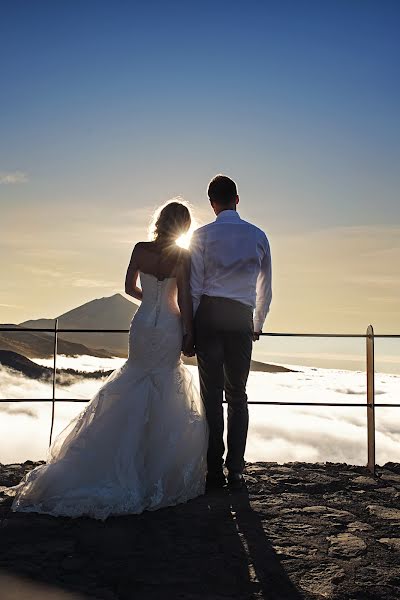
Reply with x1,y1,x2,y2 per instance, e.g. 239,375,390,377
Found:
1,358,399,466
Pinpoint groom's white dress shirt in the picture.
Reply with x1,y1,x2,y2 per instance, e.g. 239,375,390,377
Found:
190,210,272,333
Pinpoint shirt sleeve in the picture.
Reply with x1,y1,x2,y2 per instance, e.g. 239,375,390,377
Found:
190,228,205,315
253,235,272,333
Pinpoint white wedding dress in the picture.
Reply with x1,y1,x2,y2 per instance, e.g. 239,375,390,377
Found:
12,273,208,520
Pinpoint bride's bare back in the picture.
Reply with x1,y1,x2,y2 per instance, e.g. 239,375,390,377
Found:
125,241,194,354
131,241,187,280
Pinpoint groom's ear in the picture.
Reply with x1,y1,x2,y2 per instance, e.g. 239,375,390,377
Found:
236,195,240,206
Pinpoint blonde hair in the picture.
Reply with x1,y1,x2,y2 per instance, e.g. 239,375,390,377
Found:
149,199,192,243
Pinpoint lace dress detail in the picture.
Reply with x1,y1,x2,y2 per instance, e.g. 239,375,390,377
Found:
12,274,208,520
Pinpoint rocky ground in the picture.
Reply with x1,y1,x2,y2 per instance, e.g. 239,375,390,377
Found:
1,461,400,600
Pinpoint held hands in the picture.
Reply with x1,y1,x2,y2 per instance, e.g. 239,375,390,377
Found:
182,330,261,352
182,332,195,357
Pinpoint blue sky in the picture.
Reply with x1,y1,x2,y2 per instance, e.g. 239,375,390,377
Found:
2,1,399,222
1,1,400,331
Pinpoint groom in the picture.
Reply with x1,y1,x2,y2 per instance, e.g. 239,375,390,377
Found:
190,175,272,490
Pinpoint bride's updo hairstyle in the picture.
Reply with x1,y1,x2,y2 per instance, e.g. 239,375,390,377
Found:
149,200,191,245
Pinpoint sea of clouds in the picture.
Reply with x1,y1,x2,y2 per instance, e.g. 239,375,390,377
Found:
1,356,399,466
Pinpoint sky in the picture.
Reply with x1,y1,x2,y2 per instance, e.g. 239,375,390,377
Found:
1,1,400,338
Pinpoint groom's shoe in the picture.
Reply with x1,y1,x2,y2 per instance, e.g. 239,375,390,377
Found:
206,472,227,491
227,472,245,491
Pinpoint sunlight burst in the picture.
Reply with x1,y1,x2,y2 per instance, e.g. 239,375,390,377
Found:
176,231,192,249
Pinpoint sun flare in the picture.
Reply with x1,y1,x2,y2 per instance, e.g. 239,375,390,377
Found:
176,230,193,249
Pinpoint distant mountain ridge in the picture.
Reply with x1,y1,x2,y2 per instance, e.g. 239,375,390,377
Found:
21,293,138,357
0,349,51,379
0,293,294,373
0,349,294,380
0,324,113,359
0,350,114,383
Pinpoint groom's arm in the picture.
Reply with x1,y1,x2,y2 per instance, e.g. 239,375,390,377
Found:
254,235,272,337
190,229,205,315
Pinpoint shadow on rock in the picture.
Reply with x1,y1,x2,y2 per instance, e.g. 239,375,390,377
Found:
0,484,302,599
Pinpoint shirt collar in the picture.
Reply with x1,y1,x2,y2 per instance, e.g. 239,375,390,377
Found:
215,209,241,223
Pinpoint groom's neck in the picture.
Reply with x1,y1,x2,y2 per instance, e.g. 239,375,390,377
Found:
212,204,237,216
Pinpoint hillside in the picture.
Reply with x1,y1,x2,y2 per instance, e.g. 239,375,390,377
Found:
184,355,295,373
21,294,138,357
0,325,113,359
0,350,114,385
0,350,50,379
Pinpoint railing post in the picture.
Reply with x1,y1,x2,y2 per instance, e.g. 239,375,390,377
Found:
366,324,375,475
49,318,58,447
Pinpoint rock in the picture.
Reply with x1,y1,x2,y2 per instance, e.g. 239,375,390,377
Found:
273,544,318,559
347,521,373,532
268,465,293,473
352,475,378,486
376,486,398,494
305,473,339,484
367,504,400,521
300,505,328,514
243,475,258,483
382,462,400,474
279,522,323,535
302,506,354,519
300,564,346,598
327,533,367,557
378,538,400,551
380,472,400,484
356,564,400,588
0,487,16,497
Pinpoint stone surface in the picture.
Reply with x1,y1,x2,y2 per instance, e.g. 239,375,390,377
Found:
327,532,367,557
1,460,400,599
347,520,373,532
299,564,346,598
367,504,400,521
380,472,400,486
302,506,354,519
272,545,318,559
352,475,378,486
376,486,398,494
379,537,400,551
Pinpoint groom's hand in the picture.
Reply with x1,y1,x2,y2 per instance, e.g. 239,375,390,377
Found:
253,331,261,342
182,333,195,357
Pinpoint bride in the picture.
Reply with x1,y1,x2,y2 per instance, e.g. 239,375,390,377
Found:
12,201,208,520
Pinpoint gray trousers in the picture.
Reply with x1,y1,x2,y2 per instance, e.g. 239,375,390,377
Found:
194,295,253,475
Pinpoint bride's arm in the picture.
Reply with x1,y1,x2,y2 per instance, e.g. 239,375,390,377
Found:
176,252,195,355
125,244,143,301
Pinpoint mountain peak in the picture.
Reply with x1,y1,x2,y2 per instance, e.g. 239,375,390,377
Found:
95,293,128,304
58,293,137,318
18,293,139,356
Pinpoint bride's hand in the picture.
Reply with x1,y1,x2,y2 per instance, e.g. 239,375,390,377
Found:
182,333,195,357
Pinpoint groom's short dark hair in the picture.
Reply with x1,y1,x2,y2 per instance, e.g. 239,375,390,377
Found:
208,175,237,205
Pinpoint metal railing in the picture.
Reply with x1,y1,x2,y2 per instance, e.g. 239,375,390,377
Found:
1,323,400,475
